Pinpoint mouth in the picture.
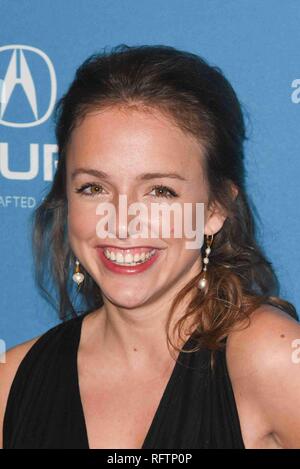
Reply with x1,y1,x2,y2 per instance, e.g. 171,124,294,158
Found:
95,245,161,274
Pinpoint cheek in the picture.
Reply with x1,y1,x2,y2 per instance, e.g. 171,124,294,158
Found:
67,200,98,240
169,221,201,263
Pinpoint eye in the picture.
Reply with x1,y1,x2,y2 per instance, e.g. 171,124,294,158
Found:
149,185,178,198
74,182,105,197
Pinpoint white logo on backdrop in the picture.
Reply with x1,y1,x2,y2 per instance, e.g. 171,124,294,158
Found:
0,44,57,128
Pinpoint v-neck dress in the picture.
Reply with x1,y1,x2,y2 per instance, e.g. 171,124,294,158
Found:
3,311,246,449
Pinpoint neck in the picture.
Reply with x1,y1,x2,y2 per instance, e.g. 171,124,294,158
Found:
92,269,199,374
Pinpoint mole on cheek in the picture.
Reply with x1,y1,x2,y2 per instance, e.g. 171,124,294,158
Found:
280,334,285,338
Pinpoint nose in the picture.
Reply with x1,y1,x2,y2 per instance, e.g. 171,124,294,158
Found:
115,194,131,239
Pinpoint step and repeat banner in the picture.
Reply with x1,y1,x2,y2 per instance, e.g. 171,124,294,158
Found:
1,0,299,350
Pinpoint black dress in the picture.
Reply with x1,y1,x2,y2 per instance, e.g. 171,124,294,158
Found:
3,310,245,449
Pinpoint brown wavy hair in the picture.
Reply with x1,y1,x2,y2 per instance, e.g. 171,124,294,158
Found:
32,44,298,370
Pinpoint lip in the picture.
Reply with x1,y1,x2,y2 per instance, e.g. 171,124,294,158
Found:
96,244,159,250
96,246,161,275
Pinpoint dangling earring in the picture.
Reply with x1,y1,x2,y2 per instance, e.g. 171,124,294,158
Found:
72,259,85,286
198,234,214,290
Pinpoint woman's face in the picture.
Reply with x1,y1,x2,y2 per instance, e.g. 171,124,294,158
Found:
66,106,225,309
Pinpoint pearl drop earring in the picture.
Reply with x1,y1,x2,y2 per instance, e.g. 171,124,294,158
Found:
198,234,214,290
72,259,85,285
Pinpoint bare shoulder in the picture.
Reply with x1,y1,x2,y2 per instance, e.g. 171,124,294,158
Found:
0,334,42,448
226,304,300,376
226,304,300,448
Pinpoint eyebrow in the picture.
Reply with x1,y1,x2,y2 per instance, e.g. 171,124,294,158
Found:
71,168,187,181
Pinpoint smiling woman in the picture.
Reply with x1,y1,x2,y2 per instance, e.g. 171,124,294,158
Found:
0,44,299,449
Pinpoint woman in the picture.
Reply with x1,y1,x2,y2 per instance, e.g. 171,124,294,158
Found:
0,44,299,449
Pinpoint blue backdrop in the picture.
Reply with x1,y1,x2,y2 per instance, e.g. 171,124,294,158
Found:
1,0,299,350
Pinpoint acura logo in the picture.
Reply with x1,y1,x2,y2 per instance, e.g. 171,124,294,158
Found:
0,45,57,128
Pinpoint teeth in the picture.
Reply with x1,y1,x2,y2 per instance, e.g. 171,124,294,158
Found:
124,253,133,263
103,248,156,265
116,252,124,263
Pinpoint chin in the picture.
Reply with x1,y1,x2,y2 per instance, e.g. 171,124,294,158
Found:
103,288,153,310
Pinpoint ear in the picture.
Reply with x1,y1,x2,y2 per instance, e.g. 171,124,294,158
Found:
204,183,238,236
204,202,227,236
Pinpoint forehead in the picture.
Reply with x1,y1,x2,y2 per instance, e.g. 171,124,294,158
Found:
66,106,204,177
